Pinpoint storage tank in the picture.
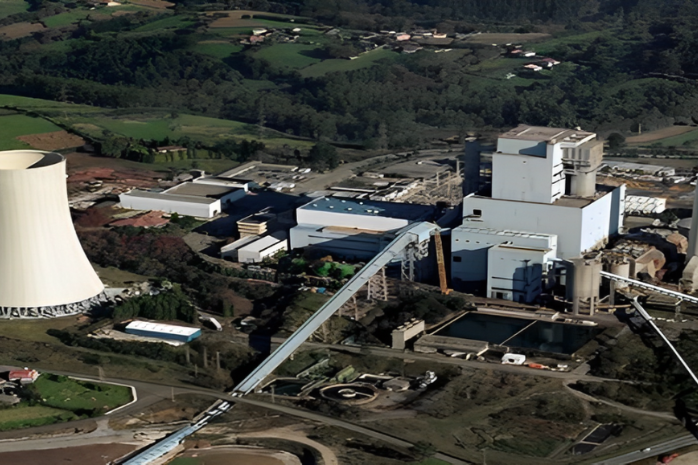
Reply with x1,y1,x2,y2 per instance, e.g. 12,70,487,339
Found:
566,257,602,315
0,150,104,317
609,259,631,289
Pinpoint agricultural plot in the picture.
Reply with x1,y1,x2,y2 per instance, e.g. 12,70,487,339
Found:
0,405,75,431
626,125,698,145
134,14,195,32
533,30,608,56
255,43,323,69
42,10,93,28
0,113,62,150
300,48,399,78
189,41,242,58
0,0,29,19
463,32,550,45
0,21,44,39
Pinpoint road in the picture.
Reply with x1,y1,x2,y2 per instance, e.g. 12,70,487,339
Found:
591,434,697,465
234,397,474,465
302,341,611,382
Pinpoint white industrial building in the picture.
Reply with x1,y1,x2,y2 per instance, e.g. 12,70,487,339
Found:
452,125,626,304
221,232,288,263
290,197,434,260
0,150,105,318
119,182,246,218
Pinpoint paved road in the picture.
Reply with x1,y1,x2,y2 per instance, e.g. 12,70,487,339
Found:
303,342,609,382
591,434,697,465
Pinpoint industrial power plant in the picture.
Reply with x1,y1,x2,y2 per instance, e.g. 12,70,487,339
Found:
0,150,104,318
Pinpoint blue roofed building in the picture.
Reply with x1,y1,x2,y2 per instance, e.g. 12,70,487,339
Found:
290,196,435,260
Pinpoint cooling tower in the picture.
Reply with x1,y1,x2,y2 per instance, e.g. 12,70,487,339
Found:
0,150,104,318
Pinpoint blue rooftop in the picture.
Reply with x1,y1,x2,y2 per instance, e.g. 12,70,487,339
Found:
301,196,434,221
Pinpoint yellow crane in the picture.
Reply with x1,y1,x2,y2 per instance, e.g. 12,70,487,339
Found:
434,230,452,295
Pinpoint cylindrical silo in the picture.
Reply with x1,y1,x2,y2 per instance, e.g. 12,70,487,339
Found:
0,150,104,317
609,259,630,290
567,257,602,315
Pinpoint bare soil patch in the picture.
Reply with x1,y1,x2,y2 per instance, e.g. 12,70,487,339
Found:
206,10,295,28
626,125,695,144
464,32,550,44
17,130,85,150
0,22,45,40
0,443,136,465
128,0,174,9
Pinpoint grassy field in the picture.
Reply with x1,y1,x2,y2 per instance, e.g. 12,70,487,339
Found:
0,405,75,431
189,41,243,58
34,374,132,413
42,10,92,28
300,48,398,77
0,374,132,431
135,14,194,32
0,93,99,113
0,113,62,150
650,128,698,147
533,30,608,56
0,315,81,343
0,0,29,19
255,43,323,69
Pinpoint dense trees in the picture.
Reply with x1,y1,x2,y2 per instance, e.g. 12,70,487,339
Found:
2,0,698,151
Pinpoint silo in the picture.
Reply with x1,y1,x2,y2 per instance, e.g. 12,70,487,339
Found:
566,257,602,315
609,259,631,289
0,150,104,318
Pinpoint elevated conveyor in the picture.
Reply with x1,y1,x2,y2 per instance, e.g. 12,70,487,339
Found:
233,221,437,395
600,271,698,306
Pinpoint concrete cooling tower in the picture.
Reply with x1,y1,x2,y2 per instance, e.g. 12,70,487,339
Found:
0,150,104,318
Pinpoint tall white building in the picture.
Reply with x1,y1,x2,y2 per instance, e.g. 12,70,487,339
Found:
451,125,625,303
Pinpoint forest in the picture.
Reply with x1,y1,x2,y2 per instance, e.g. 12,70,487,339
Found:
2,0,698,151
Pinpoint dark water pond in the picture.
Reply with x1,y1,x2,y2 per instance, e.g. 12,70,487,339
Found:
436,312,601,355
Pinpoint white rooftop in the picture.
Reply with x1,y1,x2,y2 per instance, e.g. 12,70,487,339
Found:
125,321,200,336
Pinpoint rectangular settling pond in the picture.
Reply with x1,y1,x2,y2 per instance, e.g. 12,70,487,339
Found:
435,312,601,355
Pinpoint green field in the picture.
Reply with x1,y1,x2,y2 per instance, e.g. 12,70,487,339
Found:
255,43,323,69
0,405,75,431
652,128,698,147
533,30,608,56
0,94,99,113
0,374,132,431
135,14,195,32
42,10,93,28
0,0,29,19
190,41,243,58
300,47,398,77
34,374,132,413
0,113,62,150
65,112,313,149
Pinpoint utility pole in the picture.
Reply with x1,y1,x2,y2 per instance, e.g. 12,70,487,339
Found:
185,346,190,365
203,347,208,368
216,351,221,372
